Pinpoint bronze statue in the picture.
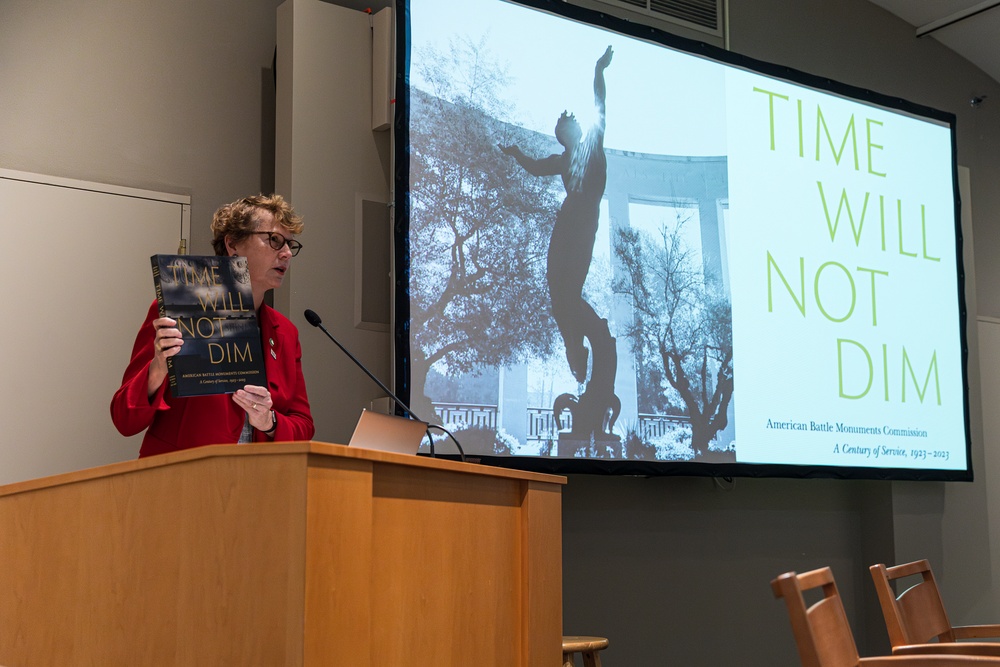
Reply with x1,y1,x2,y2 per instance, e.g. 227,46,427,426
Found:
500,46,621,452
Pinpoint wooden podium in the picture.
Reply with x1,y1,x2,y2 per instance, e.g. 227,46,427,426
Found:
0,442,565,666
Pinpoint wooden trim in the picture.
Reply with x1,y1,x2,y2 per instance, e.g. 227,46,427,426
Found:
0,441,566,498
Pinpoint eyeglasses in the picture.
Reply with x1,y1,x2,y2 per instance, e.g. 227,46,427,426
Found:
250,231,303,256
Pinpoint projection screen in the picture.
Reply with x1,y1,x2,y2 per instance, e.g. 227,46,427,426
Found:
393,0,971,480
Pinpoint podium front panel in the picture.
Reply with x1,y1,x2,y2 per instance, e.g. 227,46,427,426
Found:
0,442,564,667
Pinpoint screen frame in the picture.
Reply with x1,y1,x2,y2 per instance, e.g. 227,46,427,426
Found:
391,0,972,481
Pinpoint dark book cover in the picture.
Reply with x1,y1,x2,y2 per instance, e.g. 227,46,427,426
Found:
151,255,266,397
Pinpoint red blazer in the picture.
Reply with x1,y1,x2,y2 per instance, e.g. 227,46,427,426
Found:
111,301,315,458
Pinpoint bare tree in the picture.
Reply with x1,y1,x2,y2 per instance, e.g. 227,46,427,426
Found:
407,36,560,419
614,215,733,455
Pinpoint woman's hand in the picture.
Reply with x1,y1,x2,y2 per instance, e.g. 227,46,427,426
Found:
234,385,275,434
147,317,183,399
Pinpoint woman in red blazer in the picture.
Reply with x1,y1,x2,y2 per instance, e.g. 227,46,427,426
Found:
111,194,315,457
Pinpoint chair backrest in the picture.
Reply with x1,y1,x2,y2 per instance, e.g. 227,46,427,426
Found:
870,560,956,647
772,567,862,667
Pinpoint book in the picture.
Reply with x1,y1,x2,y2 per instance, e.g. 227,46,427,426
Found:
151,254,266,397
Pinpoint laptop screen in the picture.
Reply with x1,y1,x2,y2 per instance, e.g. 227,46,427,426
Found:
347,409,428,455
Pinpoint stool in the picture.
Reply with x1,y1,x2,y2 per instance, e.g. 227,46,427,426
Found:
562,635,609,667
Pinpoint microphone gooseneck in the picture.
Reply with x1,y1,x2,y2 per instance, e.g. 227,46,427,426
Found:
303,308,466,461
303,309,413,420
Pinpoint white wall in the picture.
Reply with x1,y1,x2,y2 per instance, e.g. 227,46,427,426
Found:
0,171,188,484
275,0,393,445
0,0,284,255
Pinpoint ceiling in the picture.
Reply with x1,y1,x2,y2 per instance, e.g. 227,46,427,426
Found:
864,0,1000,85
331,0,1000,86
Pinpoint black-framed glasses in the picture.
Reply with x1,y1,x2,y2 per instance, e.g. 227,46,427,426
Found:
250,231,303,256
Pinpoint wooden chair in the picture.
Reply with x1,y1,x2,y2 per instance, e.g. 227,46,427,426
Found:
562,635,609,667
772,566,1000,667
870,560,1000,656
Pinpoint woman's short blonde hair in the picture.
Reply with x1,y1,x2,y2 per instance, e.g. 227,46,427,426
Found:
210,194,303,256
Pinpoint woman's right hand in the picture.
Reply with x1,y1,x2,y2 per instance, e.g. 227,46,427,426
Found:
147,317,183,399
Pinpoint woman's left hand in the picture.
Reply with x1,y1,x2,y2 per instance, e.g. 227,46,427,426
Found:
234,385,275,432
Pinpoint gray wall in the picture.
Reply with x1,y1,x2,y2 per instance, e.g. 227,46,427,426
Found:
2,0,1000,665
0,0,283,255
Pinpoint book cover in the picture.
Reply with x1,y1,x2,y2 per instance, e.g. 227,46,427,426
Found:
151,254,266,397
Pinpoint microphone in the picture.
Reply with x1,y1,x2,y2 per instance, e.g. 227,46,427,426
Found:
304,308,415,420
303,309,465,460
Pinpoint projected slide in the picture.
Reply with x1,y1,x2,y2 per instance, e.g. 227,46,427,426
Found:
400,0,968,477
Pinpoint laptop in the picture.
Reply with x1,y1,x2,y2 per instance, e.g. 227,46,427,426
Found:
347,409,428,455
